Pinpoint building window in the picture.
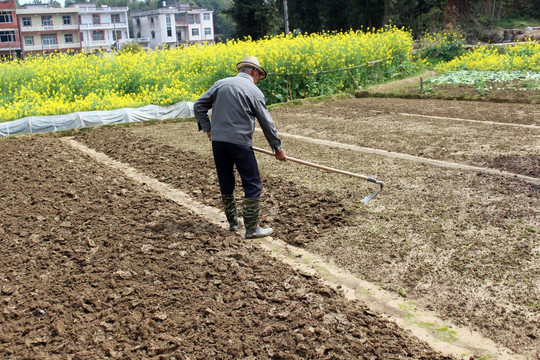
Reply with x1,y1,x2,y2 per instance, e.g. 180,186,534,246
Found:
63,16,71,25
80,32,84,41
42,16,53,27
22,17,31,27
42,34,58,46
92,31,104,41
188,14,200,24
191,28,199,36
204,27,211,35
136,32,141,38
0,11,13,23
136,18,140,26
113,30,121,41
203,13,210,21
24,36,34,45
92,14,100,24
150,17,154,25
111,14,120,23
0,30,15,42
151,30,155,39
166,14,172,37
64,33,73,43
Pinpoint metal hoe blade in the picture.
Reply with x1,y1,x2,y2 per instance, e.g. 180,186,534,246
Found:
253,147,384,204
363,177,384,203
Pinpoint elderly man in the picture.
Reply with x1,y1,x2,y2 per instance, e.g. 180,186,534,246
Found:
194,56,287,239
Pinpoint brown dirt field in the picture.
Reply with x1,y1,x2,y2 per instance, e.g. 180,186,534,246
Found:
70,96,538,358
1,83,538,359
0,136,452,359
271,97,540,177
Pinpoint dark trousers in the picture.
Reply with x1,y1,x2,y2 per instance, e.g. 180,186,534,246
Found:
212,141,262,199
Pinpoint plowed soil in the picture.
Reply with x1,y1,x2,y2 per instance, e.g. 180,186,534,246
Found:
78,96,538,358
1,93,539,359
0,136,451,359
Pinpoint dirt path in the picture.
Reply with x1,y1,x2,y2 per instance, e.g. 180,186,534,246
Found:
366,70,437,93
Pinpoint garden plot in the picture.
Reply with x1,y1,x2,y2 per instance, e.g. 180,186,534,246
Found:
1,96,538,359
270,98,540,177
0,136,451,359
103,96,538,358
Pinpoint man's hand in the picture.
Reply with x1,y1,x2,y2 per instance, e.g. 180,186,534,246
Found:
274,148,287,162
206,131,211,140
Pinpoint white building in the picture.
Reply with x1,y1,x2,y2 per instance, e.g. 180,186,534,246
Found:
130,7,177,49
174,2,214,45
131,2,214,49
68,3,129,52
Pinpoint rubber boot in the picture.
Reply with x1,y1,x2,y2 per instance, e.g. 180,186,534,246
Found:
243,197,273,239
222,195,243,231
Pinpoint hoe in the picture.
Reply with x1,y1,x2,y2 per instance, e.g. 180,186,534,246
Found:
253,147,384,203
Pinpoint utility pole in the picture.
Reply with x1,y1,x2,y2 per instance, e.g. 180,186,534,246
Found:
283,0,289,35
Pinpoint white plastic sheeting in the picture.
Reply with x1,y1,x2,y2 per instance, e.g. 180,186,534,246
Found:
0,101,194,137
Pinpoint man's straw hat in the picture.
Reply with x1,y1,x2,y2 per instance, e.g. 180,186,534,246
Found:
236,56,267,79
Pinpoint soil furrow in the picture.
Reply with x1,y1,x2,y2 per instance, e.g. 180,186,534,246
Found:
0,135,452,359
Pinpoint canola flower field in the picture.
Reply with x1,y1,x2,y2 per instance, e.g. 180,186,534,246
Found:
0,27,413,123
439,41,540,72
0,27,538,123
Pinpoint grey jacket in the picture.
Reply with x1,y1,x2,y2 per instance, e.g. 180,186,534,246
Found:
194,73,282,151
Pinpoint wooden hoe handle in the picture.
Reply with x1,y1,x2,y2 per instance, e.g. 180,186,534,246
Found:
252,146,383,203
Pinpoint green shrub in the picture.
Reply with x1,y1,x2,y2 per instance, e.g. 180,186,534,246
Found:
118,42,144,55
416,31,465,62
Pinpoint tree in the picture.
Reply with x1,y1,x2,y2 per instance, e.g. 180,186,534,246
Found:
385,0,447,37
443,0,470,24
225,0,281,39
284,0,387,33
192,0,235,41
280,0,323,33
498,0,540,18
89,0,539,41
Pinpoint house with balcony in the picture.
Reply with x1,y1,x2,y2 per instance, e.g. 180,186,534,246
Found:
173,3,214,45
130,2,214,50
68,3,129,53
17,4,81,58
0,0,21,59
